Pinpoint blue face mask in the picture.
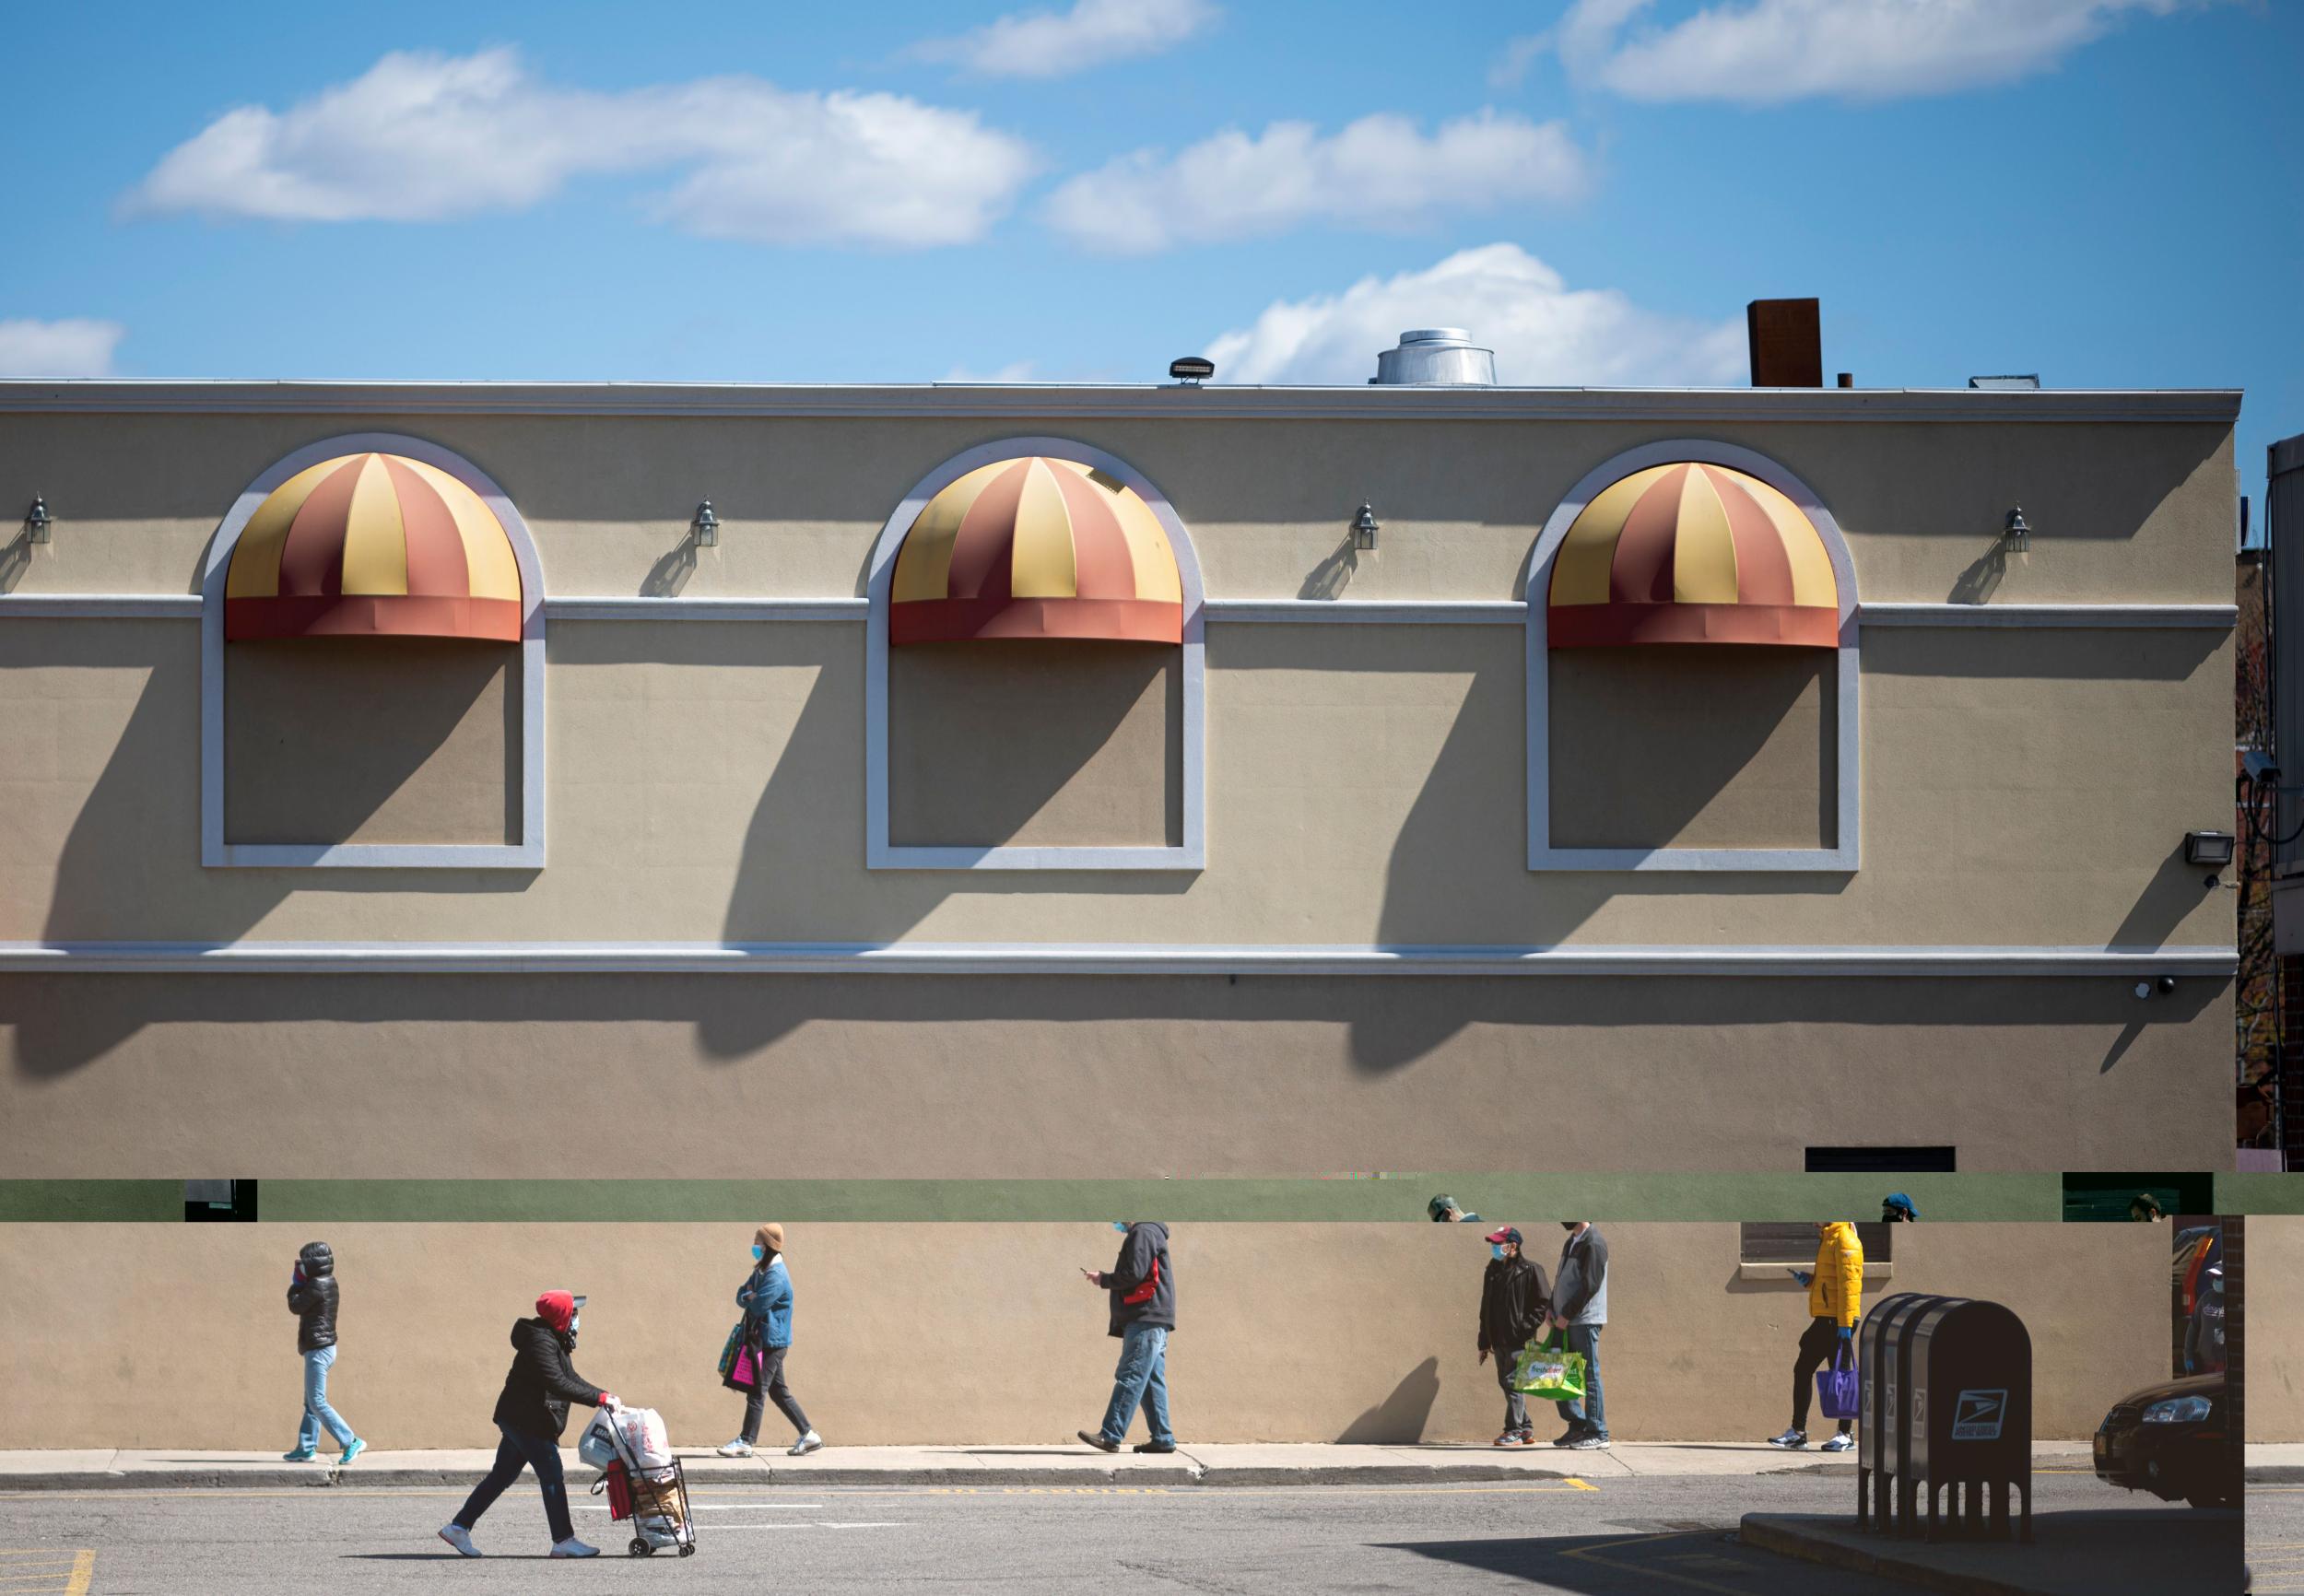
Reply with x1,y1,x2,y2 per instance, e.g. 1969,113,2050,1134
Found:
1491,1244,1507,1260
1111,1222,1130,1234
752,1244,765,1262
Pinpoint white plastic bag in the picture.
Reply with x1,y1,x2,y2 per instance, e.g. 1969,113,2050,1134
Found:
576,1409,621,1470
613,1405,676,1473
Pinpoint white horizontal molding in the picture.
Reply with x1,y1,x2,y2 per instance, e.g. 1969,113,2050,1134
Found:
0,381,2241,427
0,596,2236,631
1205,600,1524,625
1860,603,2235,629
0,941,2238,978
0,593,202,617
547,597,868,622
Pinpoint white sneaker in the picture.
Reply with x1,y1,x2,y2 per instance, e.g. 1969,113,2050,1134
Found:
788,1431,824,1457
548,1537,600,1558
715,1438,754,1457
437,1524,481,1558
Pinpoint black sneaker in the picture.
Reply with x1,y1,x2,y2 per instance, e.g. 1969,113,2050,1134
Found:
1550,1427,1584,1448
1567,1433,1610,1451
1134,1441,1177,1454
1077,1430,1120,1453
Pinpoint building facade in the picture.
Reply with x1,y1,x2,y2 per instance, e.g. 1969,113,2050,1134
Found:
0,380,2240,1179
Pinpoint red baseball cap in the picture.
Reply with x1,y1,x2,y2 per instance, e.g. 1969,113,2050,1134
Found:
1483,1227,1522,1246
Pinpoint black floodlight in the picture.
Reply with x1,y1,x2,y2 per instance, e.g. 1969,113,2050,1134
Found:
1169,356,1214,384
2182,830,2235,869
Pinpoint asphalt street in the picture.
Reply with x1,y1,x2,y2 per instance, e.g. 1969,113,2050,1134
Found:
2254,1484,2304,1593
0,1472,2201,1594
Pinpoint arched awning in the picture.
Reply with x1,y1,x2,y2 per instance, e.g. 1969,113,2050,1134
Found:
1546,462,1839,648
890,456,1183,644
225,452,523,642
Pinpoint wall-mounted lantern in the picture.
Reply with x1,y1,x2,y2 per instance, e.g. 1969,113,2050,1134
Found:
692,500,720,549
24,496,53,546
1351,502,1380,552
2001,505,2030,554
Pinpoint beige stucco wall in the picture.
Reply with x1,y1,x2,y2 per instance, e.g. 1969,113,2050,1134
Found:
0,971,2230,1176
0,1222,2167,1449
889,640,1179,849
225,638,517,846
2250,1216,2302,1440
0,408,2237,605
0,618,2232,951
1550,645,1831,850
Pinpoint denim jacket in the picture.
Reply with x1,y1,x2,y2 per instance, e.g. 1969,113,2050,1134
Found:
737,1258,794,1349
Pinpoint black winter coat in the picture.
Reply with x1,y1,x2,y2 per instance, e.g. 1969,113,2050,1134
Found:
287,1241,338,1353
490,1316,606,1440
1101,1222,1176,1338
1477,1253,1550,1357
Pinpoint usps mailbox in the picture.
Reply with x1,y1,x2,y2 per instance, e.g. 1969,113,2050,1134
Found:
1908,1297,2032,1543
1858,1292,1952,1536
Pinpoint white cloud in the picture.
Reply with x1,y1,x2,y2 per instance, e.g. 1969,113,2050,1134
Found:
125,47,1039,249
1558,0,2216,106
1488,34,1551,89
917,0,1217,77
1043,111,1591,255
1204,243,1745,387
0,319,126,377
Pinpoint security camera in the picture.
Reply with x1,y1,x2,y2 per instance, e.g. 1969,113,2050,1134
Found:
2157,976,2178,995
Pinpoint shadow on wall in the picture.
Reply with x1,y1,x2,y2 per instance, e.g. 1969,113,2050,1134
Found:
223,639,517,847
19,626,535,1079
1297,534,1360,601
1547,646,1832,853
1336,1356,1441,1444
888,641,1181,851
0,528,29,594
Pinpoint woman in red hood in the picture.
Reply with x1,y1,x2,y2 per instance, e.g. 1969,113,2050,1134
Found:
438,1291,619,1559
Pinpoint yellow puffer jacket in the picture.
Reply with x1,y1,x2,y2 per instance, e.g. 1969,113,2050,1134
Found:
1809,1223,1863,1327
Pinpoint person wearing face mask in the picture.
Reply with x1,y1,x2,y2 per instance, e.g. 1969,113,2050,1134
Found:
1547,1222,1611,1450
437,1291,619,1559
1077,1221,1177,1454
282,1240,364,1466
1475,1227,1549,1448
1769,1220,1863,1451
716,1224,822,1458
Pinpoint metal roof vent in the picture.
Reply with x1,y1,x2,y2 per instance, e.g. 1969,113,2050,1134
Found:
1370,328,1496,386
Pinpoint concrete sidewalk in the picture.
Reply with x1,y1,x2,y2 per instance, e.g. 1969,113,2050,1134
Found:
0,1442,2092,1492
2249,1443,2304,1483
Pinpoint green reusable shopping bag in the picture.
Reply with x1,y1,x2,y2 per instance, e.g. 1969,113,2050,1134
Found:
716,1320,744,1379
1509,1333,1587,1402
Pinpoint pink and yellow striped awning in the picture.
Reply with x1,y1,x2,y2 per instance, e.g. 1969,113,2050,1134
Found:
1546,462,1840,649
224,452,523,642
891,457,1184,645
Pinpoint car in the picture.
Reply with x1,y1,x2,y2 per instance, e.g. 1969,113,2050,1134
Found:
2093,1371,2238,1509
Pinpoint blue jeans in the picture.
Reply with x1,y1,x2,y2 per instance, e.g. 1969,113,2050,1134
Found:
298,1346,356,1451
454,1424,575,1544
1556,1324,1606,1438
1097,1323,1174,1446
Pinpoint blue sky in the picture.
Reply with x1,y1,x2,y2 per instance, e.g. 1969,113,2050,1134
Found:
4,0,2298,509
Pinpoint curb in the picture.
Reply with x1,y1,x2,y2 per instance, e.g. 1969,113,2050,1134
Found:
2248,1467,2304,1484
0,1461,1575,1493
1739,1515,2040,1596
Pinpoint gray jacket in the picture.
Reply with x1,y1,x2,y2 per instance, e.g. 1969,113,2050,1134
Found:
1552,1226,1609,1326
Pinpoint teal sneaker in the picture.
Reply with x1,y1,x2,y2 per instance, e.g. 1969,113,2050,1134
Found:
282,1449,319,1462
337,1438,367,1466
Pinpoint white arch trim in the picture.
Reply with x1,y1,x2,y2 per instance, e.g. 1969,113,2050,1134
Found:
1525,438,1860,873
865,436,1206,871
199,431,547,870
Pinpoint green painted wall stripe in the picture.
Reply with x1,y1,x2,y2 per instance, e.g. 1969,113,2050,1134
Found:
244,1174,2056,1224
2216,1172,2304,1214
0,1181,183,1222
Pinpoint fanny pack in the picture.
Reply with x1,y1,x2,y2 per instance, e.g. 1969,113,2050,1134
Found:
1122,1258,1162,1308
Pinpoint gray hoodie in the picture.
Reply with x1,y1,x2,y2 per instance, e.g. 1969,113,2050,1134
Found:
1552,1225,1609,1326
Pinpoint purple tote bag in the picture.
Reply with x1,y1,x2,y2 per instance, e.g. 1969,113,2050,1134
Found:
1816,1342,1861,1422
